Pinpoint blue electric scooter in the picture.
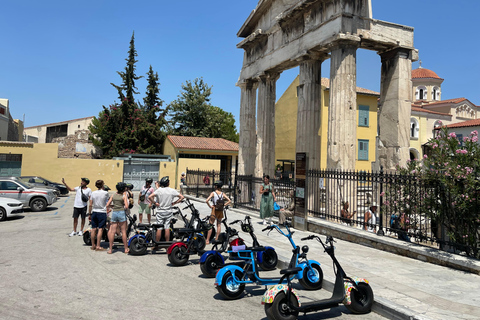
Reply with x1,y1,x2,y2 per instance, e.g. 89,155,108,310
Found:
214,222,323,300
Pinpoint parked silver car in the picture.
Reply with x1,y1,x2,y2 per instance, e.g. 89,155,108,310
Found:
0,177,57,211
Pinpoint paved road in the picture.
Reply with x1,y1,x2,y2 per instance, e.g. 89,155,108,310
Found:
0,195,386,320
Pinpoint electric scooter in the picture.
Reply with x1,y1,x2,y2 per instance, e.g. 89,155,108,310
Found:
262,235,374,319
199,214,278,278
214,222,323,300
128,199,214,255
83,211,137,246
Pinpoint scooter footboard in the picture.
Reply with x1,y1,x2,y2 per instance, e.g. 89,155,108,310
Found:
262,285,301,307
296,260,321,280
343,277,369,305
128,234,146,247
214,265,244,286
199,251,225,264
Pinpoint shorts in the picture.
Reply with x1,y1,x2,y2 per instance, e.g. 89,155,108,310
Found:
91,212,107,229
73,207,87,219
156,214,173,229
111,210,127,223
210,207,223,222
138,203,151,215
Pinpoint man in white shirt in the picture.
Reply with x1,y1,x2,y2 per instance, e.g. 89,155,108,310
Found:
148,176,184,244
63,177,92,237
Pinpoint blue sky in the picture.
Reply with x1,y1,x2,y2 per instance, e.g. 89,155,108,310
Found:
1,0,479,129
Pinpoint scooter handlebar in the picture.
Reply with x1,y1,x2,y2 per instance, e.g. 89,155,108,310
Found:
230,220,241,225
262,225,275,232
301,235,316,241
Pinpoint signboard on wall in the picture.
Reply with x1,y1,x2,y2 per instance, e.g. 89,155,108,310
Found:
294,152,307,230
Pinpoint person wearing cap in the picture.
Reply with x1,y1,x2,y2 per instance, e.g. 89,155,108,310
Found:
138,178,154,224
205,180,231,244
364,202,378,233
62,177,92,237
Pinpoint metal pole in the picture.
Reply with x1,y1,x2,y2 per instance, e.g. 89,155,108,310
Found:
377,166,385,236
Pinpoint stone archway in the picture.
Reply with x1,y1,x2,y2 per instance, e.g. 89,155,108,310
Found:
236,0,417,177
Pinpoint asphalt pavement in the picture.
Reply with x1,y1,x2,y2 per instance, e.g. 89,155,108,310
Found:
0,194,387,320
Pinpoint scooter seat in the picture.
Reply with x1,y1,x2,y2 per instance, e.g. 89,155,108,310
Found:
137,223,151,229
280,267,302,275
152,223,164,228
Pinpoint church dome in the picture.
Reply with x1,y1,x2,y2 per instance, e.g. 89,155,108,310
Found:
412,67,443,80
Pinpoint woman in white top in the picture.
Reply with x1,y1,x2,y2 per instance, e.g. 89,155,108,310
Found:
88,180,110,251
364,203,378,233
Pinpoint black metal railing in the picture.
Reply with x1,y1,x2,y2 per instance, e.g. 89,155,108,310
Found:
184,167,479,258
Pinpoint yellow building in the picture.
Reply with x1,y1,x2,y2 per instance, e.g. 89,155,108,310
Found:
275,76,379,172
409,67,478,159
163,135,238,189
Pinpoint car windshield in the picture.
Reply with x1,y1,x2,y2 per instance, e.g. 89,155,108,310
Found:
13,180,31,189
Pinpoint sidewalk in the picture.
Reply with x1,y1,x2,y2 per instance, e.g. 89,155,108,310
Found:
188,196,480,320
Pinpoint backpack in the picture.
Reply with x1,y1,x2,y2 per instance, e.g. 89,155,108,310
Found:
390,214,400,230
127,190,134,209
214,192,224,211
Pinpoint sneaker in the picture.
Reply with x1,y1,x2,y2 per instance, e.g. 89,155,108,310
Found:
69,231,77,237
78,231,83,236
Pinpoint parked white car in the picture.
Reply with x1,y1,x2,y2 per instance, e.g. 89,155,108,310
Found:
0,177,57,211
0,198,24,221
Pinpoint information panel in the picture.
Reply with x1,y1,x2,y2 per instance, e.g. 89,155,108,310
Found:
294,152,307,230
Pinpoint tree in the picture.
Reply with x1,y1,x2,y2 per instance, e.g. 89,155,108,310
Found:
89,33,168,158
169,78,239,142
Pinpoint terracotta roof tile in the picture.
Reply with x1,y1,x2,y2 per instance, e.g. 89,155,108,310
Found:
321,78,379,95
446,119,480,129
423,98,467,106
167,135,239,152
412,68,443,80
411,106,451,116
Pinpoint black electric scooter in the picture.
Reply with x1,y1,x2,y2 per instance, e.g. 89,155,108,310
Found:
262,235,374,320
83,211,137,246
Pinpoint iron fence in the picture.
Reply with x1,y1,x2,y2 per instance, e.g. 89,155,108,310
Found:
185,167,479,258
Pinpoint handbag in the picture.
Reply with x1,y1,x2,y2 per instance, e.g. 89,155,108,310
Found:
80,188,89,202
273,202,281,211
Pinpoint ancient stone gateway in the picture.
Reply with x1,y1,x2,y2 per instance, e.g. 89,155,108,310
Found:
236,0,418,177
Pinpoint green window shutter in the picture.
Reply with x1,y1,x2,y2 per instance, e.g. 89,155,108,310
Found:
358,140,369,161
358,105,369,127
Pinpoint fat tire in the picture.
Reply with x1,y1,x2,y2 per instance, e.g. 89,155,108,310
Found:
345,282,374,314
30,197,47,212
197,234,206,251
83,231,92,246
0,208,6,221
217,270,245,300
129,237,148,256
269,291,299,320
298,264,323,290
168,246,189,266
260,248,278,271
200,254,223,278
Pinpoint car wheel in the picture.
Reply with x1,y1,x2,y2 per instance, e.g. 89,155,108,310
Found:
30,198,47,212
0,207,6,221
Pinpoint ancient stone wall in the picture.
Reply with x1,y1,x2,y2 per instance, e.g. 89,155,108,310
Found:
52,129,101,159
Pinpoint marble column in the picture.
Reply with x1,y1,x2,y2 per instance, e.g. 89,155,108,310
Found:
377,48,413,171
255,72,279,179
238,79,258,176
295,59,323,170
327,42,358,170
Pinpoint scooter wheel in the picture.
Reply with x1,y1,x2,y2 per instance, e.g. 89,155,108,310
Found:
168,246,189,266
83,231,91,246
200,254,223,278
298,264,323,290
197,235,206,251
216,270,245,300
259,248,278,271
129,237,148,256
267,291,299,320
345,282,374,314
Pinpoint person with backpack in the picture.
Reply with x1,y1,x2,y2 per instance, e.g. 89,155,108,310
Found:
138,178,154,224
205,180,231,244
62,177,92,237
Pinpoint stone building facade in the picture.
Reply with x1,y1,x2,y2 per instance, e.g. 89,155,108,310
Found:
52,129,101,159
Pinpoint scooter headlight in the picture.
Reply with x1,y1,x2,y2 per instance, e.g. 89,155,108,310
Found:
301,245,309,253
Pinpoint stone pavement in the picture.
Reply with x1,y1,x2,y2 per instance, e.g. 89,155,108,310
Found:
187,196,480,320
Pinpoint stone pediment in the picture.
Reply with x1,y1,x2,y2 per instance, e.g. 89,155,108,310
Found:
455,103,476,119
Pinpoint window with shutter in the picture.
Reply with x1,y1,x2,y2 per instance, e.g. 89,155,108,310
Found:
358,105,369,127
358,139,369,161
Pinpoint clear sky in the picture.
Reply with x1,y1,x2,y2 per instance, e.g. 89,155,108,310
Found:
1,0,479,129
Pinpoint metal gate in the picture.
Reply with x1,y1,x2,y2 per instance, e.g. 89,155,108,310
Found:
0,154,22,177
123,162,159,191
